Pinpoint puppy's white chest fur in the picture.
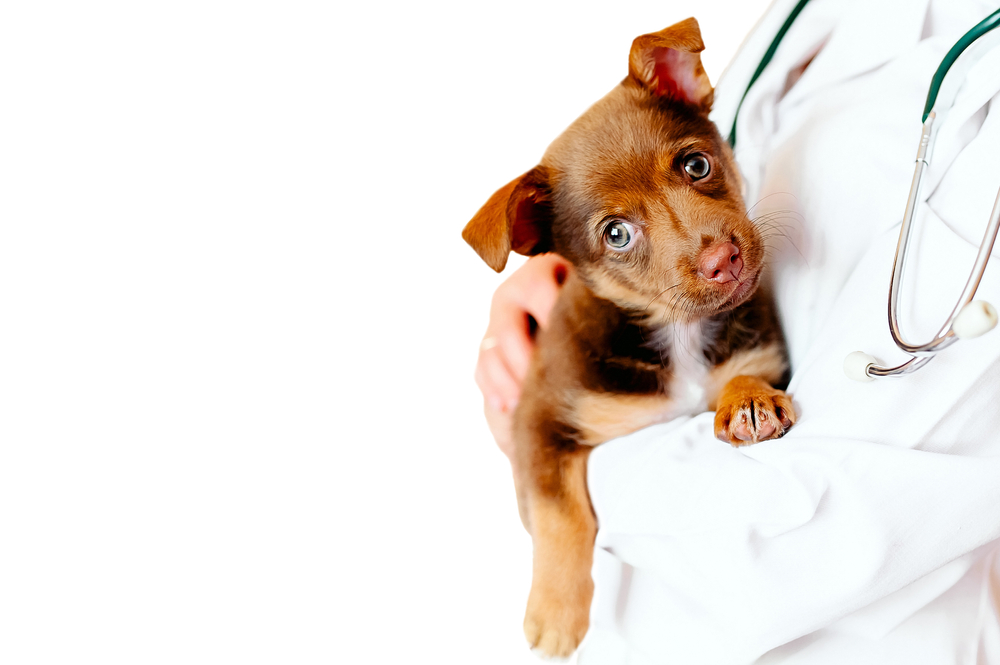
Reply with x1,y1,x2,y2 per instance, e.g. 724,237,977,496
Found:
651,321,711,419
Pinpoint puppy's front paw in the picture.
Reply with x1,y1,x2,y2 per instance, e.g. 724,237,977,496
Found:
523,585,590,658
715,375,796,446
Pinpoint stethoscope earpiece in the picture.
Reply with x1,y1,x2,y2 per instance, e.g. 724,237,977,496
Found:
844,351,878,383
845,301,998,382
952,301,998,339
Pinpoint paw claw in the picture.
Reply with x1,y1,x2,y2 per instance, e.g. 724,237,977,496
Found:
715,381,796,446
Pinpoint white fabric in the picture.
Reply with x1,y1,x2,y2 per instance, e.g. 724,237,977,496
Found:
582,0,1000,662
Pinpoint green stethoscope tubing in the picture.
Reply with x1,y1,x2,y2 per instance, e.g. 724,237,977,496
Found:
728,2,1000,146
923,7,1000,121
728,0,811,148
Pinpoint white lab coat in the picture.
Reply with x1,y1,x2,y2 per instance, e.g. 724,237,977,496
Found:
582,0,1000,662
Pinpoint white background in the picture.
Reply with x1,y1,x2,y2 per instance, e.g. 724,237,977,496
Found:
0,1,770,662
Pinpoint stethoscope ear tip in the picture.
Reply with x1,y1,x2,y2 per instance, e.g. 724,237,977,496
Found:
844,351,878,382
953,301,998,339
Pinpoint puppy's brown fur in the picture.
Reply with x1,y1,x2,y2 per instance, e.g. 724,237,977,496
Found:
464,18,796,657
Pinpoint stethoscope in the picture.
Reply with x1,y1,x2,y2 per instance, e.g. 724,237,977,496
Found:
729,1,1000,382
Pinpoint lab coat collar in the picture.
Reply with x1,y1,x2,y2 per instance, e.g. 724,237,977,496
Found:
776,0,931,111
711,0,803,134
726,0,931,200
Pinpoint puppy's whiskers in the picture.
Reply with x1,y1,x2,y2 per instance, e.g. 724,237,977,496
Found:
745,191,799,218
749,209,807,262
644,282,682,314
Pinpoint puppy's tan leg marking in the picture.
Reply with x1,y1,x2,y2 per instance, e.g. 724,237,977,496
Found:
573,392,675,446
714,375,795,446
523,449,595,658
706,343,787,409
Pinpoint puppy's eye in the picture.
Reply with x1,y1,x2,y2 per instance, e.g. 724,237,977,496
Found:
604,220,635,250
683,154,711,180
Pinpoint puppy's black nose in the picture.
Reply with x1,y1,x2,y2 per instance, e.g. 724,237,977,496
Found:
697,242,743,284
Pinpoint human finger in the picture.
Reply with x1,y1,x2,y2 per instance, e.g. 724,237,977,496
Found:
483,398,515,463
487,255,571,380
474,339,523,414
507,254,570,330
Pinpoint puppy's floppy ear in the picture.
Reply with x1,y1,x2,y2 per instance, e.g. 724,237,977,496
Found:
628,17,713,110
462,166,553,272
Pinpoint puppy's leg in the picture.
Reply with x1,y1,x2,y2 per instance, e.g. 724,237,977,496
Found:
513,471,530,532
714,375,796,445
521,447,595,658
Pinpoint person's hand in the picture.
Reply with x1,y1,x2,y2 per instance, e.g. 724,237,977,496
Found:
475,254,570,465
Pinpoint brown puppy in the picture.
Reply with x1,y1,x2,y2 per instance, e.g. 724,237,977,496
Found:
463,18,795,658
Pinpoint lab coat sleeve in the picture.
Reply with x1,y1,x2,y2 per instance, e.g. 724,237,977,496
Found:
587,407,1000,663
583,94,1000,665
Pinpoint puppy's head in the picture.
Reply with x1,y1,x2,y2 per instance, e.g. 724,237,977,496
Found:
464,18,761,323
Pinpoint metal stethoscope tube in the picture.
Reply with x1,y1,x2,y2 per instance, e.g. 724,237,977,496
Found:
845,115,1000,381
728,2,1000,382
843,9,1000,381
